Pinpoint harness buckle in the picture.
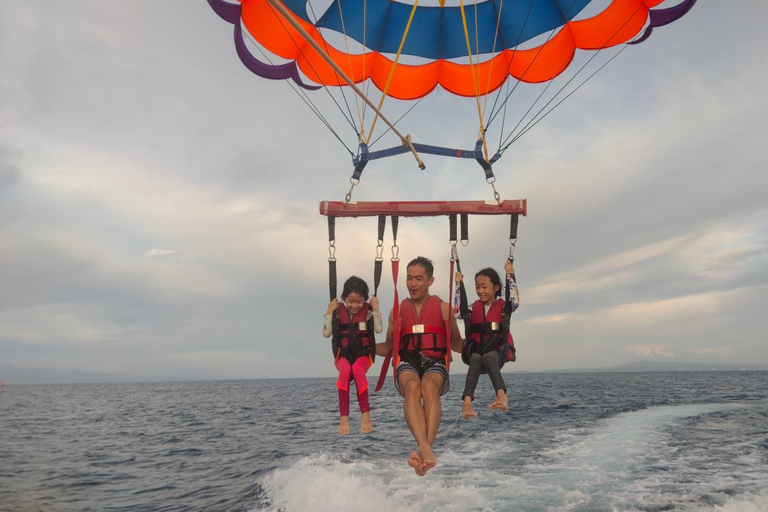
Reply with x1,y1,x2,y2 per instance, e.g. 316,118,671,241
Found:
490,322,501,330
412,324,425,334
357,322,367,330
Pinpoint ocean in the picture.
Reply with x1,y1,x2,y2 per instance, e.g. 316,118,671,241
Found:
1,372,767,511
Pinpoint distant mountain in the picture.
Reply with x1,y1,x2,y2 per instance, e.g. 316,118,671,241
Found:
543,361,768,373
0,363,233,385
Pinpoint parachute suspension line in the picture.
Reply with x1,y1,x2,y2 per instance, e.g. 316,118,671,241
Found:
368,96,426,149
497,79,511,150
505,44,631,149
264,0,425,169
360,0,368,141
268,2,360,137
480,0,505,131
484,0,539,131
459,0,489,161
365,0,420,146
499,1,647,152
240,28,354,156
500,77,559,149
488,0,584,148
331,0,366,132
304,1,360,137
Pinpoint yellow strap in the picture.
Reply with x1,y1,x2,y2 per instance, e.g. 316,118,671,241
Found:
459,0,489,161
366,0,420,145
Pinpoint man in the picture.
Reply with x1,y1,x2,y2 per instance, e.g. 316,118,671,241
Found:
376,256,463,476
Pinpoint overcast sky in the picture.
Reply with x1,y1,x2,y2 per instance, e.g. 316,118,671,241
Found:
1,1,767,379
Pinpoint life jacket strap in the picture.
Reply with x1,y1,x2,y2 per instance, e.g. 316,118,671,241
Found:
470,322,502,333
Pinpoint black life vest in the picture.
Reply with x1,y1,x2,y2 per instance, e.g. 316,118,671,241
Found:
332,303,375,365
461,298,516,370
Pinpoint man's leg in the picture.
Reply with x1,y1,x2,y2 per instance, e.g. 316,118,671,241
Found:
419,372,445,474
398,370,430,476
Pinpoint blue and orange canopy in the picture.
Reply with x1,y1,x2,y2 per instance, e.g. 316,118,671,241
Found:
209,0,696,100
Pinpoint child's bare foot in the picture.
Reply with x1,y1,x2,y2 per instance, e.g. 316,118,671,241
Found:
361,412,372,433
461,398,477,419
489,391,509,412
338,416,350,435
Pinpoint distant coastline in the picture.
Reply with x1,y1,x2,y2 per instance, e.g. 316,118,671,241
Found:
2,361,767,385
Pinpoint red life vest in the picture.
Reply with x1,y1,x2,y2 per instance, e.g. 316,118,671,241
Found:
334,303,375,365
398,295,449,363
463,298,516,367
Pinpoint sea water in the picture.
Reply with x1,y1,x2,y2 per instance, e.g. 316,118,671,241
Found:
1,372,767,511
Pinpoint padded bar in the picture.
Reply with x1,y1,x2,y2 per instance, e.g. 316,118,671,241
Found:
320,200,527,218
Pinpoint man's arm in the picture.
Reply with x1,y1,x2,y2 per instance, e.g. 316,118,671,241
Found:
376,310,394,356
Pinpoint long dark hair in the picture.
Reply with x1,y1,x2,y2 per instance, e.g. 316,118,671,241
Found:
475,267,502,298
341,275,369,301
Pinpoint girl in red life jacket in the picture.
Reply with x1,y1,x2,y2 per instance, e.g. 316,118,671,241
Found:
455,260,519,419
322,276,383,435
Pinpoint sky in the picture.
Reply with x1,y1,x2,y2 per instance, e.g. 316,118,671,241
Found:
1,1,767,379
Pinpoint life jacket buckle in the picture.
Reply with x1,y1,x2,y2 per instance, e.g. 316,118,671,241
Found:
357,322,367,330
490,322,501,330
412,324,425,334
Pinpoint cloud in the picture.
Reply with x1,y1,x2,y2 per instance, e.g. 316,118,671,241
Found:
626,344,675,359
684,347,729,355
144,248,177,258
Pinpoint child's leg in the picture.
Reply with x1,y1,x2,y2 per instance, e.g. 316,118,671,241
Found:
336,358,352,392
336,358,353,434
338,388,351,434
481,351,509,411
350,356,370,395
461,352,483,418
350,357,373,433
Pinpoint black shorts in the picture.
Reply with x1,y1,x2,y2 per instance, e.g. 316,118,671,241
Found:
395,354,450,397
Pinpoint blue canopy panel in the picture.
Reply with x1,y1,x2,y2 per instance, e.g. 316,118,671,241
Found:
280,0,593,59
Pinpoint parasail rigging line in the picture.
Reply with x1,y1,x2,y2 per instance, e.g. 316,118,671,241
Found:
365,0,421,146
264,0,426,170
241,27,355,155
480,0,506,141
502,43,631,150
368,95,427,149
459,0,489,161
498,1,648,152
300,0,360,137
308,0,365,133
485,0,577,136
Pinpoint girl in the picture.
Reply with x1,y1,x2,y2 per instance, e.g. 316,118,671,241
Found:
323,276,383,434
455,260,519,419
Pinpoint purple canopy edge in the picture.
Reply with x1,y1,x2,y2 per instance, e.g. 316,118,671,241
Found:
207,0,321,90
629,0,698,45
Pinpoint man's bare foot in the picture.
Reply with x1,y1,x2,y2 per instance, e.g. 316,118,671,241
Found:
361,412,372,433
338,416,350,435
407,452,426,476
489,391,509,412
461,398,477,419
420,445,437,475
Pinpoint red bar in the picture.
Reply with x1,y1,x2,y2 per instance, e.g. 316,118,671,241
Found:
319,200,527,217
